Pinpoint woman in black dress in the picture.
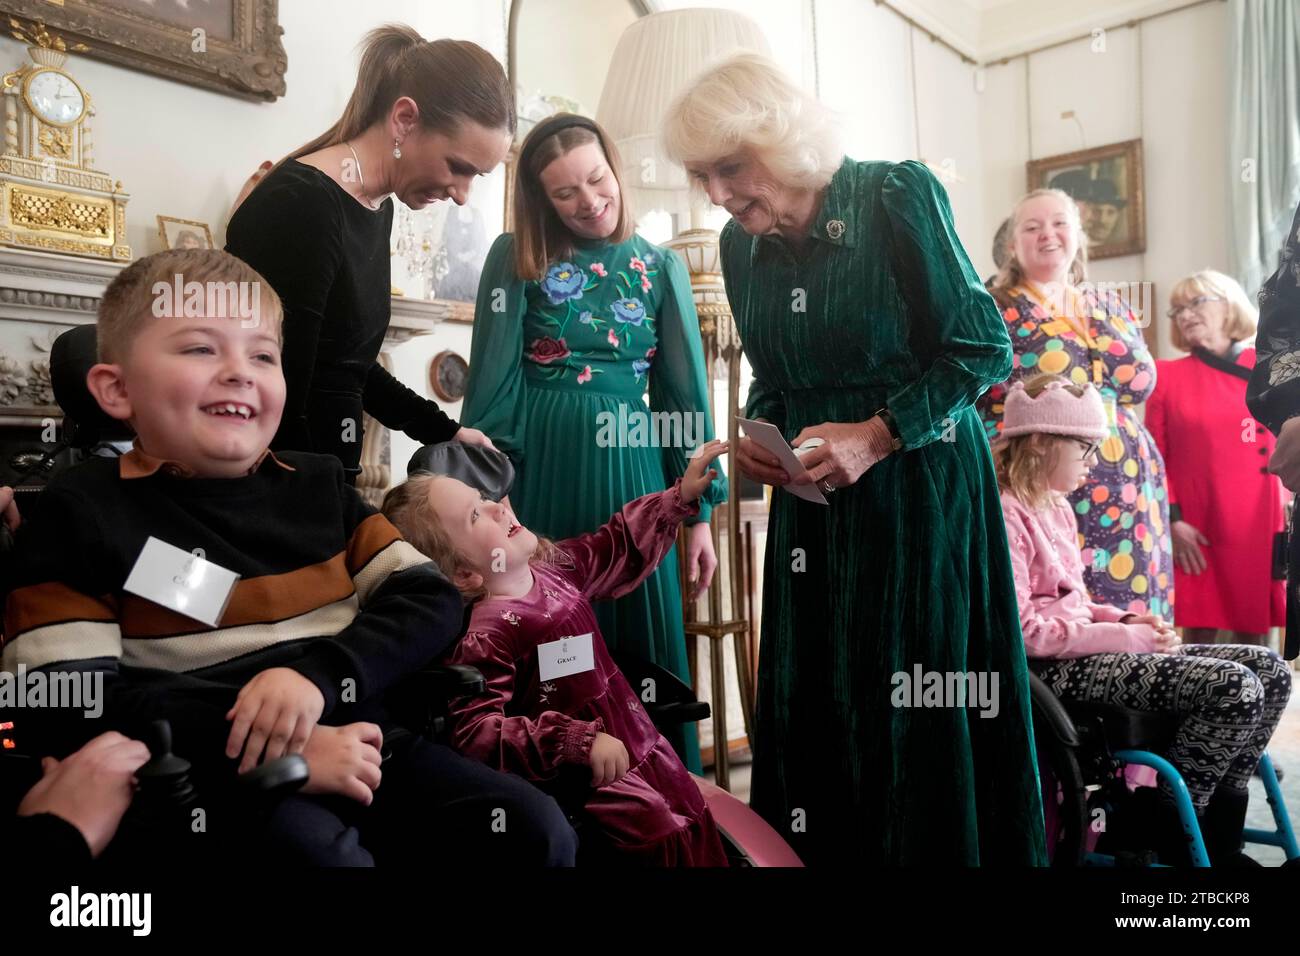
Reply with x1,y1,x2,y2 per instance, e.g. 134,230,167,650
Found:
226,24,514,480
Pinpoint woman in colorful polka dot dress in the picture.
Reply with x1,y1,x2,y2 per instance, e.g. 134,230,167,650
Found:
978,188,1174,618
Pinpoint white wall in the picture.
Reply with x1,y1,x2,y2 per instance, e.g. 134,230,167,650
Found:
815,0,987,284
516,0,639,115
975,0,1230,357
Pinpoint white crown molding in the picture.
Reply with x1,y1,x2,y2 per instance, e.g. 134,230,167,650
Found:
884,0,1210,64
884,0,981,60
979,0,1204,63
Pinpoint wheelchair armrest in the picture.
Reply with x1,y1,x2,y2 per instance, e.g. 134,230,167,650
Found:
648,701,711,725
423,663,487,696
612,653,694,704
384,663,487,741
611,652,709,727
1027,670,1081,748
238,754,309,801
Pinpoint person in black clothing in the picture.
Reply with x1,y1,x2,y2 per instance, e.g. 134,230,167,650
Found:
225,23,514,482
1250,199,1300,489
9,732,150,864
1248,199,1300,659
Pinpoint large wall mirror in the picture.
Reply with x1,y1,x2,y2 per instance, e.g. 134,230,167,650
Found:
503,0,650,230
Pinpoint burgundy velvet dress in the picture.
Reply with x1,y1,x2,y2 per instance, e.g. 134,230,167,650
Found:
445,482,728,866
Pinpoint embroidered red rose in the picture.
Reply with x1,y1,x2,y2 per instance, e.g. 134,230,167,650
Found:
525,336,571,365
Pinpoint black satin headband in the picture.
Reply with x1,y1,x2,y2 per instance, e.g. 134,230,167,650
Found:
518,113,603,173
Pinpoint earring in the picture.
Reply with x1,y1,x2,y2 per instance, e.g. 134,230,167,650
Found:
393,138,402,160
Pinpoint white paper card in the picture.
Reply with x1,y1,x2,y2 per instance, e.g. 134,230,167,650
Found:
537,632,596,682
123,536,240,627
736,417,828,505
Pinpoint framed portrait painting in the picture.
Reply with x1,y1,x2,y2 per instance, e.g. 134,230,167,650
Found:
1027,139,1146,260
6,1,287,101
157,215,214,251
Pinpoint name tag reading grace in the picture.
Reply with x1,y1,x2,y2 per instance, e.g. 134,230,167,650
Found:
537,632,596,682
123,536,240,627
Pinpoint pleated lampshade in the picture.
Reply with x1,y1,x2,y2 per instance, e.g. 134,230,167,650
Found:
595,8,771,225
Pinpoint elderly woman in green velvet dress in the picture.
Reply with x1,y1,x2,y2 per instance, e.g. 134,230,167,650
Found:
663,53,1046,866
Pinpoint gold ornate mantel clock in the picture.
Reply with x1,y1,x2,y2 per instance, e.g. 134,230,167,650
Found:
0,21,130,261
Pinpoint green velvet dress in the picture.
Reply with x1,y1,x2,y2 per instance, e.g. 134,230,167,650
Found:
720,158,1047,865
461,233,726,773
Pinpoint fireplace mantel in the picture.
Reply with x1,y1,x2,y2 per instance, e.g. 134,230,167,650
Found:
0,247,449,429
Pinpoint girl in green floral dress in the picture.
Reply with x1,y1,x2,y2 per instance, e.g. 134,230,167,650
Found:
461,115,725,772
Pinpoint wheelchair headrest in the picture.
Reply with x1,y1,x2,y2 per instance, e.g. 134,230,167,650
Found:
50,324,134,446
407,441,513,501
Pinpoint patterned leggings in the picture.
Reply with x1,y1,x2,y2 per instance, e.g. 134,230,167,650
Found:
1032,645,1292,811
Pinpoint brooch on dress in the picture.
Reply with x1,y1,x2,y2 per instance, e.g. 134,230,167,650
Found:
826,219,846,240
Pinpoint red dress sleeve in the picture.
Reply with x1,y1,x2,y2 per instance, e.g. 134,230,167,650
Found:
556,480,699,601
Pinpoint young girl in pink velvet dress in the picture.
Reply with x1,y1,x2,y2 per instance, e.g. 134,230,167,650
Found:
381,440,730,866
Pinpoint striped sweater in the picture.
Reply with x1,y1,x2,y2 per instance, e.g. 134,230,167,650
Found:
1,447,463,760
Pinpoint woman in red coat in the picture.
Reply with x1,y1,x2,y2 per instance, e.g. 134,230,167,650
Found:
1145,270,1287,643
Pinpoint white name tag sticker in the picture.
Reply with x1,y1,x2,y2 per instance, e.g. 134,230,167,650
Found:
537,632,596,682
123,536,240,627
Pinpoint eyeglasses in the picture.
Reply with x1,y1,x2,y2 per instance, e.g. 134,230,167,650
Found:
1167,295,1224,319
1069,438,1100,461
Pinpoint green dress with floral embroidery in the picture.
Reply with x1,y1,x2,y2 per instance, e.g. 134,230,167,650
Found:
462,233,726,773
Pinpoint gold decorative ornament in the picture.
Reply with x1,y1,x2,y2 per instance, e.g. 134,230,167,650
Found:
0,21,130,261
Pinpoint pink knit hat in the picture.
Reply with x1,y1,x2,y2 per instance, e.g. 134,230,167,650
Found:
1000,379,1109,441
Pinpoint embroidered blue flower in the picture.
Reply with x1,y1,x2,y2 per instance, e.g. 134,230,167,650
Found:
579,310,595,325
541,263,586,305
632,358,651,381
611,297,646,326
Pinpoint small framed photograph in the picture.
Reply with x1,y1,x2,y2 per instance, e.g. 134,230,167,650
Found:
1027,139,1145,260
157,216,214,251
429,350,470,402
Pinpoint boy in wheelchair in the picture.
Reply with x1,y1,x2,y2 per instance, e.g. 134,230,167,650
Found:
994,373,1291,865
380,441,731,866
1,248,577,866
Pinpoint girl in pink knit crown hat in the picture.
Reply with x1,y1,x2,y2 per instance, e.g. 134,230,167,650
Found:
994,372,1290,865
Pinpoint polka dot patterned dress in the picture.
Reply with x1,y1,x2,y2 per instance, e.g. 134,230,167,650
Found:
978,284,1174,618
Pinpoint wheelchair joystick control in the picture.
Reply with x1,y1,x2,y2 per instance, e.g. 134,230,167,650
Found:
134,719,198,813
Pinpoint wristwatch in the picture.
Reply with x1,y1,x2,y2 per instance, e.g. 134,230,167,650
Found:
874,407,903,452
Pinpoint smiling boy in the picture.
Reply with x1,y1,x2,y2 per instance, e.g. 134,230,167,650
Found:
1,249,576,866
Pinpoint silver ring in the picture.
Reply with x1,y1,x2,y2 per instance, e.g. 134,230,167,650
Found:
821,480,835,494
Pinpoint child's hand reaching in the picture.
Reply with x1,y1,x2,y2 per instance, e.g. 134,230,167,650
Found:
300,723,383,804
226,668,326,772
589,732,629,787
682,439,728,503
